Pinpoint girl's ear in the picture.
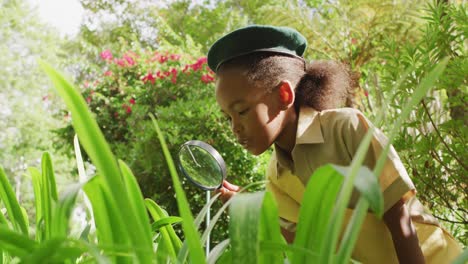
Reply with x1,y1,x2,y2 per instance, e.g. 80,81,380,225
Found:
278,80,295,108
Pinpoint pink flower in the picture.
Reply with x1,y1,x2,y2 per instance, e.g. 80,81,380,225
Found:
104,70,113,77
182,65,189,73
170,54,181,61
123,54,136,66
86,96,92,103
115,58,126,67
156,71,163,79
201,73,215,83
142,73,156,84
190,57,207,71
42,95,49,101
159,55,168,63
100,50,113,61
364,90,369,97
123,104,132,114
129,98,136,105
170,68,178,84
351,38,358,45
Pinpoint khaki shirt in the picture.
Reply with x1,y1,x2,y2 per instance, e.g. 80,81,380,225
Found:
266,107,461,263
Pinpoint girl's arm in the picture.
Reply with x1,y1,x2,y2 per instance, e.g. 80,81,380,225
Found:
383,199,425,264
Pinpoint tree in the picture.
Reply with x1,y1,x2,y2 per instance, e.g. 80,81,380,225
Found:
0,0,75,215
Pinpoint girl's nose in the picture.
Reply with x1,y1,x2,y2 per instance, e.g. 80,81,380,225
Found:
231,118,242,134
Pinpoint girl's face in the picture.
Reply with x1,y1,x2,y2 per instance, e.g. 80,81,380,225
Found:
215,69,287,155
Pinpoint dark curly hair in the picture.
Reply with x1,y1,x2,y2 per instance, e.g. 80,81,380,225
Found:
217,52,358,110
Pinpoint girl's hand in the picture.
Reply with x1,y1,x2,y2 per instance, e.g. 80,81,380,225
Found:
215,180,240,204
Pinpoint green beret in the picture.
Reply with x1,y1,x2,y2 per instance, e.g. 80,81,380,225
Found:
207,25,307,72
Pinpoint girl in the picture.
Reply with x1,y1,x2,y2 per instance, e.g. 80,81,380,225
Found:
207,25,461,263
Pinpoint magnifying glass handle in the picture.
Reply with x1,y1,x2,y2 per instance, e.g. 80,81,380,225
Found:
206,190,210,255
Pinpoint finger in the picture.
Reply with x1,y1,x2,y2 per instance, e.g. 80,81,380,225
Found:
222,180,240,192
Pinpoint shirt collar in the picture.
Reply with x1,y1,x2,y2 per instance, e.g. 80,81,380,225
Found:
273,107,324,175
295,107,324,144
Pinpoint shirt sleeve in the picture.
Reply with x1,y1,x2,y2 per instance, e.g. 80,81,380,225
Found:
339,109,416,213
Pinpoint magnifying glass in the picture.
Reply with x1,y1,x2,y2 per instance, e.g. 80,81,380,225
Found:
177,140,227,190
177,140,227,255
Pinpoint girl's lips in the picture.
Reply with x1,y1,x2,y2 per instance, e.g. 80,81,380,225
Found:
238,138,248,146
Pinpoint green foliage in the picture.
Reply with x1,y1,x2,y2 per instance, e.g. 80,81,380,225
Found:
362,0,467,242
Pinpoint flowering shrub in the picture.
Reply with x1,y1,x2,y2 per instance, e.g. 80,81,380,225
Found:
74,48,215,143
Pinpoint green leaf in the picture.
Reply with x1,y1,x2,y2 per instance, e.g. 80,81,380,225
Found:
229,191,283,264
229,192,264,263
29,167,44,241
332,165,383,216
51,183,82,238
207,239,230,264
292,165,344,264
40,152,57,240
23,238,82,263
258,192,284,263
0,166,28,235
0,226,37,258
145,198,181,262
336,198,369,262
118,160,152,241
452,248,468,264
83,176,131,263
260,241,318,259
150,114,205,263
151,216,182,232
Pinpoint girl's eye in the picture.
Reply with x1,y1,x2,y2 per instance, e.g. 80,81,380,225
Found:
238,108,250,116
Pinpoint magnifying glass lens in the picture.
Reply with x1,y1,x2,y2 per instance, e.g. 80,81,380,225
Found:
178,144,224,190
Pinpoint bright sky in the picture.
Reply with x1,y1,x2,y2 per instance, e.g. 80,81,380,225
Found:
28,0,84,37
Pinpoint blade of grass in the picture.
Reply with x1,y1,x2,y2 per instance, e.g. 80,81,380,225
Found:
145,198,181,262
83,176,132,263
258,191,283,263
51,183,82,238
29,167,44,241
207,239,230,264
260,241,319,259
291,165,345,264
41,152,58,240
118,161,152,239
335,198,369,262
151,216,182,232
333,166,383,216
40,61,152,263
0,226,37,258
229,192,264,263
73,135,95,232
150,114,205,263
0,166,28,235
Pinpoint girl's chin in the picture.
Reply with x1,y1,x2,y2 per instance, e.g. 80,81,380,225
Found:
243,144,268,156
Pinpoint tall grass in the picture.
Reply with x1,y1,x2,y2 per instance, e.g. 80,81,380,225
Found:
0,58,465,264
